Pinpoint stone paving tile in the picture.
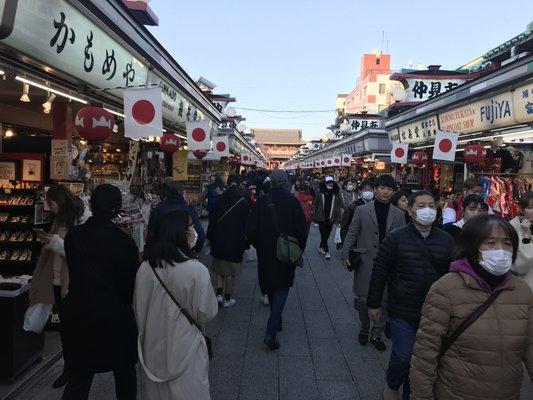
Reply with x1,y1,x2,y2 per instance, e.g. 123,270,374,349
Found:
317,379,360,400
238,377,278,400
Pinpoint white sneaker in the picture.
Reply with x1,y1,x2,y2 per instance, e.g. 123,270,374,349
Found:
216,294,223,303
313,223,318,227
261,295,269,306
325,252,331,260
223,298,236,308
317,247,326,255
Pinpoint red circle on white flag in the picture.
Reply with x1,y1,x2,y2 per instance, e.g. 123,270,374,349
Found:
334,158,340,163
343,157,350,163
216,142,226,152
439,138,452,152
192,128,206,142
395,148,405,158
243,155,249,161
132,100,155,125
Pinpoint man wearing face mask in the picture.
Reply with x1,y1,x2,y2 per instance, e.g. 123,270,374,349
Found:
313,176,343,260
366,191,455,400
341,175,406,352
339,179,375,246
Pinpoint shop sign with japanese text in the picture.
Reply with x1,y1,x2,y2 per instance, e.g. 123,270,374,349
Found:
0,0,204,125
513,83,533,124
397,115,439,144
404,78,466,102
345,117,382,132
439,92,514,134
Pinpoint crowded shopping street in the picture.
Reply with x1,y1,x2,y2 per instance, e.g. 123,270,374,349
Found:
1,1,533,400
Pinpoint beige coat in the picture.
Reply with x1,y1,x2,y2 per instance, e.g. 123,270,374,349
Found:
134,259,218,400
411,270,533,400
510,216,533,291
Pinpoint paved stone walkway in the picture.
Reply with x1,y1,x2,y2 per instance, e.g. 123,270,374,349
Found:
12,225,533,399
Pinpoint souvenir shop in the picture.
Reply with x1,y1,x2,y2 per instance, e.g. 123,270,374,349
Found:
385,53,533,207
0,0,221,397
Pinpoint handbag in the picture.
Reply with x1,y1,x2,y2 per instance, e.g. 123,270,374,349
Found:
439,289,503,358
267,195,303,266
151,266,214,360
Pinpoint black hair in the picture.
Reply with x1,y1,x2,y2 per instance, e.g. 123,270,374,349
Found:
390,190,409,208
519,191,533,211
359,179,375,190
463,177,483,191
148,209,193,269
375,174,397,191
463,194,489,212
407,190,435,207
456,214,518,264
90,184,122,219
46,184,85,229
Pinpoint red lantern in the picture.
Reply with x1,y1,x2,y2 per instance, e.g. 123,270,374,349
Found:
412,151,429,166
75,106,114,141
193,150,208,159
160,133,181,153
463,145,487,164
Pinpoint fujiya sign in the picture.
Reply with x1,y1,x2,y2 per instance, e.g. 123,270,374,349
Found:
0,0,205,125
404,78,466,102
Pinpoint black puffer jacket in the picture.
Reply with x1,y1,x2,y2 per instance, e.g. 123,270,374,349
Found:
367,223,455,321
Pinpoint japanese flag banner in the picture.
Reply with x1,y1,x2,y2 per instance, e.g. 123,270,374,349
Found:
332,156,341,166
241,153,253,165
186,120,212,151
341,154,352,166
433,130,459,162
326,158,334,167
391,142,409,164
213,136,230,158
124,87,163,139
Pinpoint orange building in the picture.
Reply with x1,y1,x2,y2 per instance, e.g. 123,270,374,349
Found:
344,51,401,114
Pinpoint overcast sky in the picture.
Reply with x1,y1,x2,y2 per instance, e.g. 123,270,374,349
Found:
148,1,532,140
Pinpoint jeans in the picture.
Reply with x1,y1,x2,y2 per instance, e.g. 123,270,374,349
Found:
386,318,419,400
266,290,289,337
318,221,333,252
62,365,137,400
357,299,387,338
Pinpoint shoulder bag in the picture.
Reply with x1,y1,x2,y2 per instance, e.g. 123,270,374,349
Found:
439,289,503,358
151,266,213,360
217,197,245,224
267,195,303,266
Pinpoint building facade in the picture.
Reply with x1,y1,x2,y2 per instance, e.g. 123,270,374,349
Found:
251,128,306,169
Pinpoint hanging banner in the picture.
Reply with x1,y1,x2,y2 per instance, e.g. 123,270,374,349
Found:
123,87,163,139
186,120,212,150
241,153,253,166
433,130,459,162
391,142,409,164
172,150,189,181
341,154,352,166
332,156,341,166
212,136,230,158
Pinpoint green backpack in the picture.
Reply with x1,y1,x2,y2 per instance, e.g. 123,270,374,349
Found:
267,196,303,266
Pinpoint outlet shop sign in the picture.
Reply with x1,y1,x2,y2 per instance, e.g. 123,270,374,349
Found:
0,0,206,125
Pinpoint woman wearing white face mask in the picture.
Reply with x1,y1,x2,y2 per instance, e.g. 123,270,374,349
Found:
340,179,357,207
411,214,533,400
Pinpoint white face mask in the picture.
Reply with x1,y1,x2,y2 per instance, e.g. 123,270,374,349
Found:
346,184,354,192
362,191,374,201
479,249,513,276
186,225,198,249
415,207,437,226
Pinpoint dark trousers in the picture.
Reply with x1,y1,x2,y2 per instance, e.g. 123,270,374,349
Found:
53,285,68,371
266,289,289,337
318,221,333,252
386,318,419,400
62,365,137,400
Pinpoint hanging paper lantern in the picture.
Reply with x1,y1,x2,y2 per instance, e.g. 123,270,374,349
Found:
160,133,181,153
412,151,429,166
463,145,487,164
193,150,208,159
75,106,114,141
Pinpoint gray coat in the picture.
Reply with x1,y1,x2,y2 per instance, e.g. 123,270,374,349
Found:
341,201,406,299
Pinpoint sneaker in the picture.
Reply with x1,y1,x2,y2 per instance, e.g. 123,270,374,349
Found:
261,294,269,306
263,334,280,350
358,330,369,346
216,294,223,303
370,337,387,352
317,247,326,255
313,223,318,227
223,298,236,308
325,252,331,260
382,383,400,400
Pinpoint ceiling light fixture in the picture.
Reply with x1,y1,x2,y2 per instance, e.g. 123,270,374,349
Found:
42,93,56,113
15,76,88,104
20,83,30,102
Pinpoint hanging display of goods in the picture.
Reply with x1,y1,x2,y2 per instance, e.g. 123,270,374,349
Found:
355,159,364,168
412,151,429,166
160,133,181,153
463,144,487,164
193,150,208,159
75,107,114,141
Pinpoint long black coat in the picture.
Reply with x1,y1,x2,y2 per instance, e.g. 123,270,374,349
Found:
246,187,308,291
62,216,139,373
367,223,455,321
206,189,250,263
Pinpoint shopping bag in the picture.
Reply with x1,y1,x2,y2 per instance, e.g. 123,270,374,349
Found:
23,303,52,334
334,225,342,244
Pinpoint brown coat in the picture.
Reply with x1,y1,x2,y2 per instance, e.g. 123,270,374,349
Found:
411,270,533,400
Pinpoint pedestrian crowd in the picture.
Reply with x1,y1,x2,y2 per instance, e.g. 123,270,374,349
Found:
28,170,533,400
